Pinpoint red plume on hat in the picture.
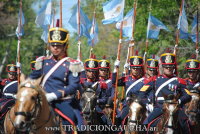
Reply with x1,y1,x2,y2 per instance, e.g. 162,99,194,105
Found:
135,50,138,56
190,54,196,59
102,55,106,59
56,19,60,27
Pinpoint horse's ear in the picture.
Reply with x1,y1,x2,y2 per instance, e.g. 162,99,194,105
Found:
35,75,44,85
20,73,26,82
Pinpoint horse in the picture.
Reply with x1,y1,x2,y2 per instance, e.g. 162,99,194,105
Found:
125,95,147,134
4,75,58,134
80,84,98,125
185,89,200,133
155,94,180,134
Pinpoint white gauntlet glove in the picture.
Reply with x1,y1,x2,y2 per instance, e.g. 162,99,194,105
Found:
124,63,130,69
45,93,57,102
146,104,154,112
114,60,120,68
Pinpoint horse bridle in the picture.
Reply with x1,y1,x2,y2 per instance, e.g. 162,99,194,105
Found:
82,88,96,114
13,82,51,132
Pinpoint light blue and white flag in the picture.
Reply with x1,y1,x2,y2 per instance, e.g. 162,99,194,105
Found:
16,10,25,38
116,8,134,39
102,0,125,25
190,15,200,43
177,0,189,39
88,16,99,46
147,13,169,39
35,0,52,29
68,5,91,39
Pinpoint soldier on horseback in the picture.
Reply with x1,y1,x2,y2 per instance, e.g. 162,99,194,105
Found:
95,56,114,126
0,64,18,124
142,52,192,134
184,57,200,91
113,55,145,128
29,26,83,133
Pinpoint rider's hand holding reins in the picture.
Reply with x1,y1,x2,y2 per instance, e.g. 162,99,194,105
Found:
46,92,57,102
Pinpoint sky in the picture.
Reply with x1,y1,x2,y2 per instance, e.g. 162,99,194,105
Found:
31,0,78,33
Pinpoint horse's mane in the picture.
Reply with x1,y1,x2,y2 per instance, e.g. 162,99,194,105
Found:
18,78,45,96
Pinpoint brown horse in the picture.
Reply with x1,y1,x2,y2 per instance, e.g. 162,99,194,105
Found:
155,94,179,134
4,75,58,134
125,96,147,134
185,89,200,133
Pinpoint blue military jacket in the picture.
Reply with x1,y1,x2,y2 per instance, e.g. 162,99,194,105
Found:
96,78,115,105
184,78,200,91
139,75,191,107
0,79,18,98
29,56,81,99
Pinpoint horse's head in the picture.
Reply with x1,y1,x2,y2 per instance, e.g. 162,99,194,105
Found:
128,94,146,125
185,90,200,125
80,84,98,123
14,74,44,131
162,94,179,131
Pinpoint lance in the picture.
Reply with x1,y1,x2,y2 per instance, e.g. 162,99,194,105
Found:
196,6,199,59
59,0,62,28
77,0,82,60
89,9,96,58
112,20,123,124
174,0,184,55
16,0,23,84
144,1,153,72
121,0,138,100
130,0,138,56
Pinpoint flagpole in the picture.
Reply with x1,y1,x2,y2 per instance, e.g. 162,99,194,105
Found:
89,10,96,58
112,20,123,125
77,0,81,60
17,0,23,84
59,0,62,27
144,0,152,71
130,0,138,56
174,0,184,55
196,6,199,59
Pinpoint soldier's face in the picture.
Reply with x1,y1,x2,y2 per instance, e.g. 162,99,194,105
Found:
99,69,109,78
50,45,65,57
163,66,174,76
187,70,198,80
8,73,17,80
147,68,157,77
86,70,97,79
131,67,143,77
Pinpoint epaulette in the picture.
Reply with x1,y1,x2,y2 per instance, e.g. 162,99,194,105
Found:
35,56,46,70
144,76,156,84
178,78,186,85
68,59,84,77
1,78,9,86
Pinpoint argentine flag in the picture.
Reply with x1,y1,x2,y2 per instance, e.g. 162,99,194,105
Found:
16,10,25,38
102,0,125,25
147,13,169,39
190,15,200,43
68,5,91,39
88,16,99,46
116,8,134,39
35,0,52,29
177,0,189,39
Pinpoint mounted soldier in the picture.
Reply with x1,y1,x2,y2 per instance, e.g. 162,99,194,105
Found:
141,52,192,134
0,64,18,123
113,55,145,128
80,55,99,94
29,26,83,133
184,57,200,91
95,56,114,126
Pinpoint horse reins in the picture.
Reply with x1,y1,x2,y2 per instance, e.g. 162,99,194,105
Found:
14,82,52,132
